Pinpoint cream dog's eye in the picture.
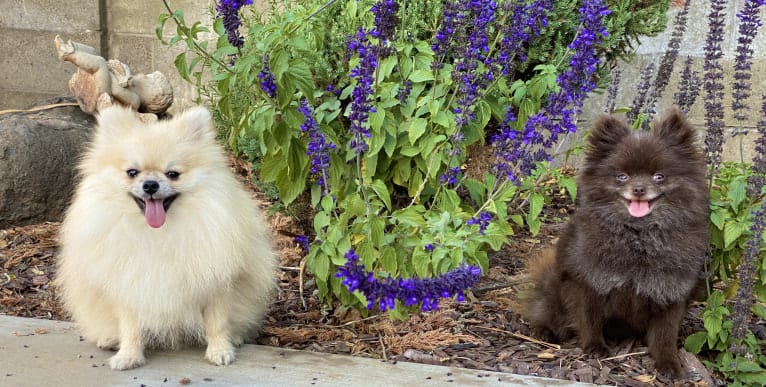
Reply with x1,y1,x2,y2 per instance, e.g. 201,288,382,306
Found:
165,171,181,180
126,169,139,178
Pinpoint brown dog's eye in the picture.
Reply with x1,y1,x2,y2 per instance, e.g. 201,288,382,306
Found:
126,169,139,178
616,173,629,183
653,173,665,183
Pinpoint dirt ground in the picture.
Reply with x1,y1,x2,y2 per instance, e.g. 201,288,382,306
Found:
0,166,730,386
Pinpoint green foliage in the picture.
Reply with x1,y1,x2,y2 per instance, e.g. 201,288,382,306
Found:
685,291,766,386
684,162,766,385
157,0,669,314
708,162,766,300
519,0,668,87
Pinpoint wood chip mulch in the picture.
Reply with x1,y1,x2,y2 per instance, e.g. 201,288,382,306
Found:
2,216,725,386
0,163,731,386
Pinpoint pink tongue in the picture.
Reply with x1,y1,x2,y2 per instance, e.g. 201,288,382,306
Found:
145,199,166,228
628,200,650,217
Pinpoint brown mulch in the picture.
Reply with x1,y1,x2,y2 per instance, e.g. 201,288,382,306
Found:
0,171,724,386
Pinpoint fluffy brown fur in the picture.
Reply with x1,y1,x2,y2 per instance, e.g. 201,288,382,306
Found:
522,108,709,378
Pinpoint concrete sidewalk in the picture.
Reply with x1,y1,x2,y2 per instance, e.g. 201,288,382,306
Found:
0,315,592,386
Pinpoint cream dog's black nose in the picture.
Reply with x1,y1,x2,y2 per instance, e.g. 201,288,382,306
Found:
143,180,160,195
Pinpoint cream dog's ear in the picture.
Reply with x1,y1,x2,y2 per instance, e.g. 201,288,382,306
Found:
174,106,215,142
95,105,142,139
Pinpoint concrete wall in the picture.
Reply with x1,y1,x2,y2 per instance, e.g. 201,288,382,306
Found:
0,0,763,162
0,0,213,112
581,0,766,163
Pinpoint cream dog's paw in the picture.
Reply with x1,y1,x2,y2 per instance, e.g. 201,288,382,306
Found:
96,337,119,351
109,350,146,370
205,342,236,366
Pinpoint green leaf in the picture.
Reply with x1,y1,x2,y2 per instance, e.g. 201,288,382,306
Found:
394,206,426,228
703,311,724,339
270,49,289,81
312,253,330,281
414,40,433,54
710,208,727,230
260,151,286,183
432,110,452,129
684,331,707,354
371,180,392,210
438,189,461,212
727,176,747,209
369,217,385,246
407,118,428,144
283,59,315,105
345,193,367,217
408,69,435,82
370,108,386,132
380,247,397,273
558,176,577,202
723,222,746,249
463,178,485,205
412,248,431,277
482,222,512,250
378,56,398,81
730,358,765,373
527,217,541,235
174,52,189,82
274,138,308,205
752,303,766,320
357,240,376,268
314,211,331,233
156,13,170,43
400,145,421,157
528,192,544,219
737,370,766,385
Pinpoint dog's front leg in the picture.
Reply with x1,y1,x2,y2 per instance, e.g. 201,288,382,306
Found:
647,301,686,378
109,309,146,370
203,302,237,366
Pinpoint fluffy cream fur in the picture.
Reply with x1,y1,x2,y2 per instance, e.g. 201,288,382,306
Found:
57,106,277,370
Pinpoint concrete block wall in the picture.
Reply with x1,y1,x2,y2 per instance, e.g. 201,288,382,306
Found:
0,0,101,108
581,0,766,163
0,0,762,162
0,0,213,111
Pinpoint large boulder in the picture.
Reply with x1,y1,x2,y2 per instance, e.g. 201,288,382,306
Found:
0,98,94,228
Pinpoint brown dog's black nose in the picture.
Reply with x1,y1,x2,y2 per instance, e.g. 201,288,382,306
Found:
632,185,645,196
143,180,160,195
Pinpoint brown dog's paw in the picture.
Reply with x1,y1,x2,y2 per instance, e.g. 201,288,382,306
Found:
582,342,609,358
655,358,685,379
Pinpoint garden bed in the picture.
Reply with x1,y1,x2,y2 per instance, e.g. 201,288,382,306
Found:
0,164,728,386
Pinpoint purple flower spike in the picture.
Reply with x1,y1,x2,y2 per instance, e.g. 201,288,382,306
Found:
336,249,482,312
299,99,336,193
215,0,253,48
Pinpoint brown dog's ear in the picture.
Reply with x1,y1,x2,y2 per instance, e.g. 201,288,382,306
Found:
652,107,697,148
586,115,631,162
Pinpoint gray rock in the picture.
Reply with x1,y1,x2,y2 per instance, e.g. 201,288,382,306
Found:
0,97,94,228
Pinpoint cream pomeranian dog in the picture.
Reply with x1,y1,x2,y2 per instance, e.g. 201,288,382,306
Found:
57,105,277,370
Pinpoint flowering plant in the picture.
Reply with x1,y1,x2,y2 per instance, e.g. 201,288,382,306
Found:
158,0,668,315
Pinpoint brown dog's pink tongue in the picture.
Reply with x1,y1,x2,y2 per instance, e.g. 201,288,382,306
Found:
145,199,166,228
628,200,650,217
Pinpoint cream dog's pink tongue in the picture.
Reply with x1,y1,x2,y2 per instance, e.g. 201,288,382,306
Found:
628,200,650,217
145,199,166,228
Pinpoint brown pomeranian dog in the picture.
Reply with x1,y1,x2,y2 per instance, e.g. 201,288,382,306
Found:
522,108,709,377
